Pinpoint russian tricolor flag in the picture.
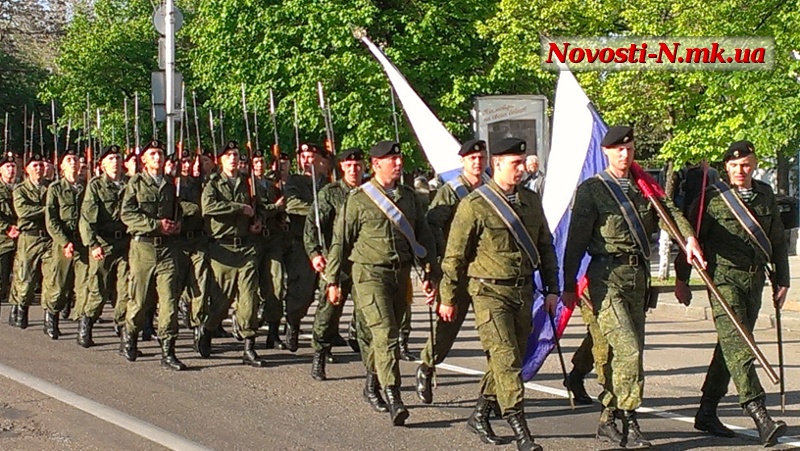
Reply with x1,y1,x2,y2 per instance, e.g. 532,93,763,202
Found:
522,70,608,381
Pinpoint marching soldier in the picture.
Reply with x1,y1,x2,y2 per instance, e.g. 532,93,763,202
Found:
253,150,288,349
42,149,87,339
325,141,439,426
196,141,267,367
78,145,130,347
120,140,185,369
305,147,364,380
440,138,558,451
416,139,487,403
0,152,18,307
675,140,788,446
8,153,51,329
283,142,327,351
562,126,703,449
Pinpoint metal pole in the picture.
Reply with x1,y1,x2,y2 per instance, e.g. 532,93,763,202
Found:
165,0,176,159
134,92,141,154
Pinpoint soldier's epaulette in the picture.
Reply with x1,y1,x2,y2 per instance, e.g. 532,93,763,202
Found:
207,172,221,182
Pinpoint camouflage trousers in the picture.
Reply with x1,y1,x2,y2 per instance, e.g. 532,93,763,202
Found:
125,240,179,340
83,239,129,323
42,242,89,314
311,277,351,352
175,235,210,329
206,241,259,339
588,260,648,412
571,295,610,388
257,233,288,325
284,239,317,327
420,279,471,367
9,233,51,307
471,278,533,417
701,264,766,405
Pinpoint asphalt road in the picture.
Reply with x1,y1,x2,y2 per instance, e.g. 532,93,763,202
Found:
0,294,799,450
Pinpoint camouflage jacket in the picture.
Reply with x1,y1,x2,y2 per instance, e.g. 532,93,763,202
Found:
325,178,439,284
13,178,48,233
201,172,266,240
176,175,204,234
304,178,357,259
120,173,180,237
563,169,694,292
45,177,85,248
426,174,478,259
79,174,127,251
675,179,789,286
284,173,327,239
439,179,559,306
0,181,15,253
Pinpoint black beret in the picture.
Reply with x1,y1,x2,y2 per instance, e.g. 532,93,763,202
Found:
253,150,265,159
491,137,526,156
298,142,324,154
219,140,239,156
0,151,15,167
723,140,755,162
459,139,487,156
601,126,634,147
180,150,192,160
202,149,215,159
27,153,45,165
280,152,290,160
239,153,249,162
142,140,164,152
337,148,364,163
60,148,79,164
99,145,122,160
370,141,401,158
124,151,138,162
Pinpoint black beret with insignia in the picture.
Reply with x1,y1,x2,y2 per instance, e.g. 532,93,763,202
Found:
723,140,755,162
202,149,215,159
99,144,121,160
600,126,634,147
491,137,526,156
180,150,192,160
60,148,79,164
337,148,364,163
370,141,401,158
298,142,324,154
252,150,265,159
27,153,45,165
142,140,164,152
219,140,239,156
459,139,487,156
239,153,249,163
0,151,15,167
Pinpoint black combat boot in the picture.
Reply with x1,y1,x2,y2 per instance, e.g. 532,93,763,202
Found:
17,305,29,329
122,330,139,362
506,411,543,451
362,372,388,413
398,332,416,361
383,385,409,426
44,310,59,339
311,350,327,381
466,396,506,445
193,326,212,358
622,410,651,448
141,311,155,341
242,336,267,367
565,369,593,405
744,397,786,446
61,301,71,320
285,322,299,352
77,316,94,348
265,322,285,350
160,338,187,371
415,363,434,404
7,304,18,326
596,408,625,446
694,396,734,438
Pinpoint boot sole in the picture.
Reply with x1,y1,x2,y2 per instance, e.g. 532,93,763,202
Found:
693,424,735,438
466,422,508,445
596,434,624,446
392,409,409,426
765,422,787,446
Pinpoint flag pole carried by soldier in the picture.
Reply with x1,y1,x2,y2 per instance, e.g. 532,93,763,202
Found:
674,140,789,446
305,147,366,381
42,148,88,339
77,144,130,348
415,138,487,404
439,137,558,451
561,126,705,449
325,141,439,426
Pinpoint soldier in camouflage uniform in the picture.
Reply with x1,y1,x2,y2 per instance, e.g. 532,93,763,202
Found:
562,126,702,449
415,139,487,404
42,149,87,339
675,140,789,446
283,142,327,351
440,138,557,451
196,141,268,367
8,153,51,329
252,150,288,350
120,140,186,370
305,148,365,381
0,153,18,308
78,145,130,348
326,141,439,426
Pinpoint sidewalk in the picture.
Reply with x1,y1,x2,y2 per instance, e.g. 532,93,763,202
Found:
651,254,800,332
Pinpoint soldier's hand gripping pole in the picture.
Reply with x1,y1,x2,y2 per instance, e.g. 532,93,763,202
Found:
766,265,785,412
548,312,574,409
646,194,780,385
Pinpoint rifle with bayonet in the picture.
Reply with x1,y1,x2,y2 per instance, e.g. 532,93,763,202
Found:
241,84,257,211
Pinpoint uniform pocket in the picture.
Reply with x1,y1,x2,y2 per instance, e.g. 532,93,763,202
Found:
358,294,383,327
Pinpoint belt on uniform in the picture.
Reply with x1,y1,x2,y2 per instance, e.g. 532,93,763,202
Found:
475,276,530,287
102,230,126,241
261,228,271,237
134,235,171,246
21,229,49,238
181,230,206,240
592,253,643,267
215,237,248,247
